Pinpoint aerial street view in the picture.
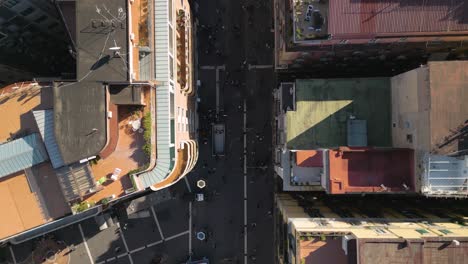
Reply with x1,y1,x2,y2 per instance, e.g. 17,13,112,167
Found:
0,0,467,263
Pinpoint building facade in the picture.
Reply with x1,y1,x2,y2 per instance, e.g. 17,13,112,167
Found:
134,0,199,191
274,61,468,196
274,0,468,73
273,78,415,194
276,193,468,264
391,61,468,198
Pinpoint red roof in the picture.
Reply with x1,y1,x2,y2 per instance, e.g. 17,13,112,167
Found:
329,0,468,37
328,147,414,194
296,150,323,167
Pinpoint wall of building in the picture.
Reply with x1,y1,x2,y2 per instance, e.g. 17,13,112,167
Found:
274,0,468,74
275,193,468,264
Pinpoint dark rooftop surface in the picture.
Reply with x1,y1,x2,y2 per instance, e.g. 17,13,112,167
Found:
109,84,143,105
329,0,468,36
75,0,128,82
52,0,130,164
53,82,106,165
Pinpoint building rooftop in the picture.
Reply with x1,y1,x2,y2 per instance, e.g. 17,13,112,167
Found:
33,110,65,169
422,155,468,197
109,84,143,105
0,133,49,178
84,106,147,203
0,82,52,142
329,0,468,37
291,150,323,186
292,0,468,43
53,82,106,165
299,237,349,264
428,61,468,155
277,193,468,264
0,171,47,240
286,78,391,149
74,0,128,82
327,147,415,194
52,0,131,165
390,61,468,197
358,237,468,264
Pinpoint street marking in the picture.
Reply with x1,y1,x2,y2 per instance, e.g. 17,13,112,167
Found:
107,257,116,262
215,66,221,114
243,99,248,264
184,177,192,193
9,246,17,264
96,261,105,264
147,240,163,247
189,201,193,254
248,64,273,70
78,224,94,264
201,65,225,115
116,222,134,264
150,206,165,240
130,246,145,254
200,65,216,70
117,253,128,258
165,230,190,241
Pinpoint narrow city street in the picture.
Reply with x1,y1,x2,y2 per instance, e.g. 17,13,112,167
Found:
188,0,276,262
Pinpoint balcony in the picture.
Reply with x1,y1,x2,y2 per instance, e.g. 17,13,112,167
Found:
176,9,188,90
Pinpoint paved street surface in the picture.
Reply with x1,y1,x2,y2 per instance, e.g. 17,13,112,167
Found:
192,0,275,262
7,183,192,264
5,0,275,263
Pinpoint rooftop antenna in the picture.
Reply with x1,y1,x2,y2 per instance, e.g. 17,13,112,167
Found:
109,39,121,57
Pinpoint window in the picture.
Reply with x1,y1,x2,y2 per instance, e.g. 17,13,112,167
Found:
168,0,173,22
169,56,174,80
34,15,47,23
20,7,35,16
169,25,173,53
439,229,452,235
373,228,388,235
406,134,413,143
170,92,174,119
415,229,429,235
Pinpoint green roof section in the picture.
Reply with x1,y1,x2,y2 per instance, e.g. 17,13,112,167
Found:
0,133,49,178
286,78,392,149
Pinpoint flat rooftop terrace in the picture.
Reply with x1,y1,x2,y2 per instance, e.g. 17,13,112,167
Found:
286,78,391,149
0,171,46,240
328,148,415,194
0,83,52,142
